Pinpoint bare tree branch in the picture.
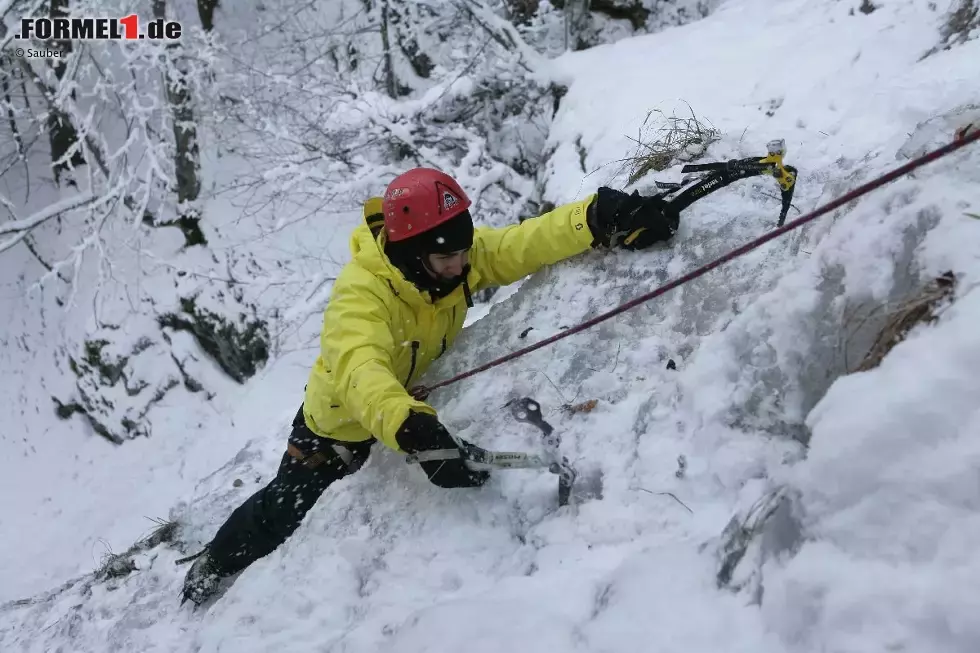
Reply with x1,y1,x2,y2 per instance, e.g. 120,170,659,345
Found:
0,192,98,254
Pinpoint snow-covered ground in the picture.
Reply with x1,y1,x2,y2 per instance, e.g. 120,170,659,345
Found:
3,0,979,651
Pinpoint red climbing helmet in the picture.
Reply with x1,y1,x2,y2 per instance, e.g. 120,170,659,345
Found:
383,168,472,243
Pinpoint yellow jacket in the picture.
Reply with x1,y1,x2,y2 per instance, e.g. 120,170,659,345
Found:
302,195,596,450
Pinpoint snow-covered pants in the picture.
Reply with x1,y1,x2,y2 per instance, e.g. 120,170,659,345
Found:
206,407,374,576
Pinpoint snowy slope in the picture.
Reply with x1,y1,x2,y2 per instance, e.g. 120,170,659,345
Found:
0,147,363,602
3,0,980,651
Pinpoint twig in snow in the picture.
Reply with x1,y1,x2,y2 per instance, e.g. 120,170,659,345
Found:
525,367,568,406
636,487,694,514
622,104,720,185
756,189,802,215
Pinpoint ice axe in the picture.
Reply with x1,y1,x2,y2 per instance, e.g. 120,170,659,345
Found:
653,138,798,226
406,440,576,506
405,397,580,506
499,396,603,505
503,396,577,506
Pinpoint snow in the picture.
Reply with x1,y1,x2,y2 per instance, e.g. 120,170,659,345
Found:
3,0,980,651
764,287,980,651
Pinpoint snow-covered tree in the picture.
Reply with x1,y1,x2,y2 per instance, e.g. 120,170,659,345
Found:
0,0,271,443
0,0,723,444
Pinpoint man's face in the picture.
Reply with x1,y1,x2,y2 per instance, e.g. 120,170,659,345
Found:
425,250,469,280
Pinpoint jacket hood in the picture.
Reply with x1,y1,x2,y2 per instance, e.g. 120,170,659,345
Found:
348,223,478,311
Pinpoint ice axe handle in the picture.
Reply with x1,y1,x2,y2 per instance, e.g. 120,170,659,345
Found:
461,444,576,508
458,442,553,471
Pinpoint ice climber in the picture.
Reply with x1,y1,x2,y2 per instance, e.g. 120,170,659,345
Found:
181,167,679,605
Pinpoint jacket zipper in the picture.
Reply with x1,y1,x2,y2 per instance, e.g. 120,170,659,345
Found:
439,304,456,356
440,306,457,358
405,341,419,385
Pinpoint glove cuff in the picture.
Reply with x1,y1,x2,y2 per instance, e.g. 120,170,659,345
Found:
588,187,624,248
586,195,608,249
395,410,454,453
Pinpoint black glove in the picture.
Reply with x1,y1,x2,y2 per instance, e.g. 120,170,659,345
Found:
587,187,679,250
395,411,490,489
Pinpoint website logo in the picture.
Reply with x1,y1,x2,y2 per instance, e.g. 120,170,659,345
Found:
15,15,182,41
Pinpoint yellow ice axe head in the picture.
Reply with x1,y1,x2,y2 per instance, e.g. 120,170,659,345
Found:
759,139,796,191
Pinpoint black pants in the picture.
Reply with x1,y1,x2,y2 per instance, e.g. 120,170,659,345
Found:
206,406,374,577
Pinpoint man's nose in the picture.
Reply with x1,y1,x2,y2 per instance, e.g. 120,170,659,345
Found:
447,258,464,276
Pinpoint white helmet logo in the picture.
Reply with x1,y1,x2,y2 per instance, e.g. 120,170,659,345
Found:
442,191,459,210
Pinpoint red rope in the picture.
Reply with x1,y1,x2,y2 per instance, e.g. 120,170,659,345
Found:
411,128,980,399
